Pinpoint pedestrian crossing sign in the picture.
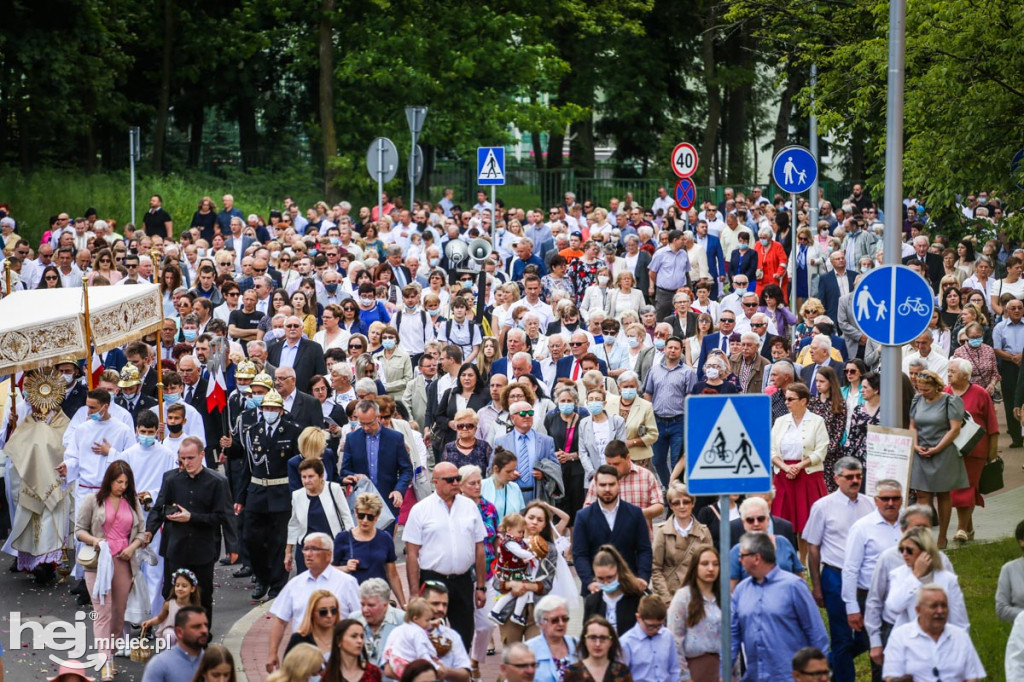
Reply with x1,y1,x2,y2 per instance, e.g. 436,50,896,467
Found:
684,395,772,494
477,147,505,186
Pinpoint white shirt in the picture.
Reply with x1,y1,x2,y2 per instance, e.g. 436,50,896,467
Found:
901,348,949,379
269,565,360,632
841,509,902,614
149,401,207,446
505,298,554,329
884,566,969,630
64,418,137,488
802,490,874,569
113,442,179,501
63,402,135,448
882,621,984,682
599,499,620,531
865,546,953,647
403,493,486,576
1007,611,1024,681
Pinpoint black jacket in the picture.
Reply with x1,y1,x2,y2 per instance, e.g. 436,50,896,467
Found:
147,467,232,566
115,393,159,427
582,591,643,637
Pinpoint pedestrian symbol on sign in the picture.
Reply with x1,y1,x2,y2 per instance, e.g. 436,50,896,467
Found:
702,427,758,476
782,156,807,186
688,399,768,481
856,285,885,321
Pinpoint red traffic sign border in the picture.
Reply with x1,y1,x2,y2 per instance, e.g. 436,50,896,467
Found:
671,142,699,178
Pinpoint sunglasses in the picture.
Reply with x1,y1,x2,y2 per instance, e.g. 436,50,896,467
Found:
744,515,767,524
456,423,476,430
316,607,339,617
898,546,918,555
545,615,570,624
751,323,767,328
845,369,859,375
877,495,902,503
356,512,377,521
569,341,587,347
515,410,535,417
720,318,736,323
436,475,462,484
784,397,800,402
742,302,758,307
839,473,863,481
44,275,59,281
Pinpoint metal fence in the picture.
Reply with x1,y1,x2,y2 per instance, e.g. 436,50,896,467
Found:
415,162,852,213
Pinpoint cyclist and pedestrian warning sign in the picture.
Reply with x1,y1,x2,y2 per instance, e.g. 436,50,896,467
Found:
685,395,771,495
852,265,934,346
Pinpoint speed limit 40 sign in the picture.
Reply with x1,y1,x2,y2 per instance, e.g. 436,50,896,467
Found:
671,142,699,178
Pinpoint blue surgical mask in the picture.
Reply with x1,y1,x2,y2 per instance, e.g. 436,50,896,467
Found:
360,297,374,307
382,338,396,350
620,388,638,401
427,308,441,317
587,402,604,415
859,266,870,274
262,409,280,425
462,280,474,289
138,435,156,448
760,238,771,247
654,338,666,350
968,337,983,348
497,227,505,235
599,580,620,594
627,337,639,349
738,242,749,251
246,395,264,409
182,329,198,342
164,393,181,405
558,403,575,415
329,237,341,245
325,282,338,294
429,257,440,267
733,283,747,293
88,412,102,422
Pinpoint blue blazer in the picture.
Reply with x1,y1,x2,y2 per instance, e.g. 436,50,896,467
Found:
494,430,558,490
572,500,652,595
703,234,726,282
697,332,732,378
341,426,413,516
728,248,758,282
816,270,857,322
488,357,544,382
555,355,609,379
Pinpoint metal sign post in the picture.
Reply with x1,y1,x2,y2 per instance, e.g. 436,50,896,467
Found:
129,127,140,227
366,137,399,223
405,106,428,211
719,494,731,682
881,0,906,429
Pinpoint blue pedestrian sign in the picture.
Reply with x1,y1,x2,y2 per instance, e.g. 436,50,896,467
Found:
852,265,934,346
685,395,772,495
477,147,505,186
772,145,818,194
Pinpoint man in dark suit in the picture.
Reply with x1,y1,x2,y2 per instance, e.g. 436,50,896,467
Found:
697,311,738,377
817,251,857,321
696,221,726,298
556,331,609,380
728,496,797,549
178,355,224,467
266,315,328,393
728,233,758,284
384,245,414,288
114,364,158,426
624,236,653,303
341,399,414,519
489,329,545,381
146,437,232,623
800,334,848,392
572,465,652,596
271,365,323,432
902,235,944,292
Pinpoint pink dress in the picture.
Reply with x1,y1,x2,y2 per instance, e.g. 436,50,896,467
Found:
103,498,135,555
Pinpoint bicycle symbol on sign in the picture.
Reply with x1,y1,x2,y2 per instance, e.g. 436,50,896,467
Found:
701,427,758,475
897,297,930,316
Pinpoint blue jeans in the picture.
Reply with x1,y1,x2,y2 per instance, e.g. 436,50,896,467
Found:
822,565,868,682
652,416,685,486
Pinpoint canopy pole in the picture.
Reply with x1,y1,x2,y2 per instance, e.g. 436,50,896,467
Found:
82,281,95,390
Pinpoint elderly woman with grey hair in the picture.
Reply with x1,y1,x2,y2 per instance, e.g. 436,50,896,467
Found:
525,595,578,682
603,370,658,470
753,224,789,303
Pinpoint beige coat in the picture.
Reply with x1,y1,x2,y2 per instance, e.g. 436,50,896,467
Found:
770,411,828,474
605,395,658,463
75,492,148,573
651,517,714,605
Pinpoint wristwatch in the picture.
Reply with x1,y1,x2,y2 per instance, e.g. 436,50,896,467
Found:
475,586,487,592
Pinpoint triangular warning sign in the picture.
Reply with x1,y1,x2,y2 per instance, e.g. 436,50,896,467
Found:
688,399,769,480
478,149,505,181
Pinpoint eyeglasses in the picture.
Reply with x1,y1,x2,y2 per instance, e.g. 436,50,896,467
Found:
545,615,570,624
898,546,918,555
742,302,758,307
316,607,339,617
436,475,462,484
744,515,767,524
456,423,476,430
839,473,863,481
356,512,377,521
739,551,756,559
751,323,767,328
877,495,902,503
720,318,735,323
44,275,58,281
844,369,859,375
302,546,330,553
670,499,693,507
784,397,800,402
569,341,587,347
515,410,535,417
226,291,239,296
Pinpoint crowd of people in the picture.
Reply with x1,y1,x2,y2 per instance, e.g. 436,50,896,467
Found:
0,185,1020,682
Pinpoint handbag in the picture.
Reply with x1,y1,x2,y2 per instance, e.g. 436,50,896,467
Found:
76,544,99,570
978,457,1005,495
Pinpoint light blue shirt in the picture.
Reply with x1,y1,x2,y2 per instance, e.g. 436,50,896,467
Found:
514,430,536,489
993,318,1024,355
731,566,830,681
649,245,691,290
526,634,578,682
620,623,681,681
279,340,300,368
140,645,202,682
366,430,381,486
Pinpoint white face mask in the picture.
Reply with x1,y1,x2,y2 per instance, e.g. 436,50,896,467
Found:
705,367,720,380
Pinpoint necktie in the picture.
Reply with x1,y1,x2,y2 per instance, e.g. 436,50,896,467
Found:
721,336,729,352
185,386,194,403
517,434,530,481
810,367,820,396
572,361,580,381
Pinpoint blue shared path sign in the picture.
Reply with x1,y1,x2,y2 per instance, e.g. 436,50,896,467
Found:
685,395,772,495
772,145,818,194
852,265,934,346
477,147,505,186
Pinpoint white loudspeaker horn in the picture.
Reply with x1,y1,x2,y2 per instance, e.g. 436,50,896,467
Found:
445,240,469,267
468,238,491,264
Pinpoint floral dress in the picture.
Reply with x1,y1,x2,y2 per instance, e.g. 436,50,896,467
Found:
845,403,880,470
808,396,847,491
477,497,499,579
564,661,634,682
567,257,607,307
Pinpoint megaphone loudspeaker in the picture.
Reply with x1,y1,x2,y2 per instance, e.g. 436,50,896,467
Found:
468,238,491,264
